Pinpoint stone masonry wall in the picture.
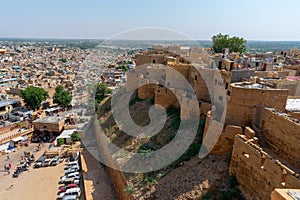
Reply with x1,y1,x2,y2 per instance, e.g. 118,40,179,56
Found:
33,120,65,133
230,134,300,200
231,70,255,83
209,125,243,155
225,84,289,127
137,82,156,99
90,120,134,200
258,108,300,168
189,67,211,102
155,86,179,109
165,62,191,90
135,54,166,66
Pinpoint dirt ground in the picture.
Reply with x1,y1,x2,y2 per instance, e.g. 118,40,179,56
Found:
0,143,65,200
134,154,231,200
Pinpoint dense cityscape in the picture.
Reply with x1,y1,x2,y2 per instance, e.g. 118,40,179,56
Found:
1,1,300,200
0,37,299,200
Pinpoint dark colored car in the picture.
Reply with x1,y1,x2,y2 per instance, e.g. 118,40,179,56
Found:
67,156,78,162
13,171,20,178
34,155,47,168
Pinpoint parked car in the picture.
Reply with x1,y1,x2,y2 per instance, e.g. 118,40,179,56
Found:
59,184,79,193
67,156,78,163
64,168,78,175
33,162,42,168
60,177,80,185
34,156,47,168
42,158,52,167
62,195,78,200
66,161,78,167
13,170,20,178
19,163,29,171
60,172,80,182
64,164,80,171
50,156,59,166
58,188,81,199
36,156,47,162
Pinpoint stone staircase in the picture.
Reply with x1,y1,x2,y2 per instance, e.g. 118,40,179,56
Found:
255,129,267,148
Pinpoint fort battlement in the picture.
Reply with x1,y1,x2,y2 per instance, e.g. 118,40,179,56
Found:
126,61,213,120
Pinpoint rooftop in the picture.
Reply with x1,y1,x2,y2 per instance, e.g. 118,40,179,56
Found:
33,116,64,124
56,129,75,139
0,99,19,107
233,82,274,89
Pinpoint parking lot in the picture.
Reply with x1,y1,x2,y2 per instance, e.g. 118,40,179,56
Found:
0,142,82,200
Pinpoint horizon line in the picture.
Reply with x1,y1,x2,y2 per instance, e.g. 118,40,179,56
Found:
0,37,300,42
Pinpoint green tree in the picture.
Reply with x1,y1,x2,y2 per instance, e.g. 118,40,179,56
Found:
57,138,65,146
212,33,246,53
71,132,80,142
20,86,48,110
53,85,72,108
88,82,112,104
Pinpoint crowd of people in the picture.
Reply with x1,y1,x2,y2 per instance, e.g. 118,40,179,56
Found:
2,149,35,177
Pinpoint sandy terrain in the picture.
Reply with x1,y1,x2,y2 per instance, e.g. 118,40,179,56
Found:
0,143,65,200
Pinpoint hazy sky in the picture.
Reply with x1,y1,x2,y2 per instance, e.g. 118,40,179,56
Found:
1,0,300,40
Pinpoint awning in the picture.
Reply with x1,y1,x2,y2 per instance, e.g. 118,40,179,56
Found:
56,129,75,140
0,142,9,151
12,136,24,142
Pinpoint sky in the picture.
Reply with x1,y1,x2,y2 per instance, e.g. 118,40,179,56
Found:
1,0,300,41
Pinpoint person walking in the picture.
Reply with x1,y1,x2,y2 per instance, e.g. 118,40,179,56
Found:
4,164,6,172
7,155,10,160
9,163,11,169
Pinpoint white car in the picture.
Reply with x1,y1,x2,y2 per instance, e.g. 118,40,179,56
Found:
60,177,80,185
66,161,79,167
58,188,81,199
64,168,78,175
62,195,78,200
64,164,80,171
42,158,52,167
61,172,80,181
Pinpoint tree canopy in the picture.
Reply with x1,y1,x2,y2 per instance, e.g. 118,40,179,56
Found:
88,82,112,104
53,85,72,107
20,86,48,110
212,33,247,53
71,132,80,142
57,138,65,146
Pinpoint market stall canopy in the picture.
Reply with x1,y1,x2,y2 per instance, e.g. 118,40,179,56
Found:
0,142,9,151
12,136,24,142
